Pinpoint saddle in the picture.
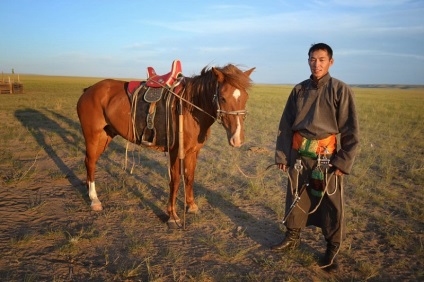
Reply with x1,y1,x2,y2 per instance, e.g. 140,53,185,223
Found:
146,59,182,88
126,59,184,148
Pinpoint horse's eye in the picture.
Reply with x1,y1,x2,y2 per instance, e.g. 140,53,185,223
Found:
220,97,226,103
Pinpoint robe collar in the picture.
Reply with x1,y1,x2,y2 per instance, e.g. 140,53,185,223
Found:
309,72,331,89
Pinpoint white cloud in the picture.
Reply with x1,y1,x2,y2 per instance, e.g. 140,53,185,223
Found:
195,47,247,53
313,0,411,7
337,49,424,60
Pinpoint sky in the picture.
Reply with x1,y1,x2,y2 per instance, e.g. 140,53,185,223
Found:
1,0,423,85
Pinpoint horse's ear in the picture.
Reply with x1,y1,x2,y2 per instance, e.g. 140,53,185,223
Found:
212,67,225,83
244,67,255,77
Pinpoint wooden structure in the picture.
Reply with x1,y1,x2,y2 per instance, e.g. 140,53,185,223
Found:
0,73,23,94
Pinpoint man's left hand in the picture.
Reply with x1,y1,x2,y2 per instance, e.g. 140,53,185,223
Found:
329,164,344,176
334,169,344,176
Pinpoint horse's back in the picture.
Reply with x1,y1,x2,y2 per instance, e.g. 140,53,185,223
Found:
79,79,125,103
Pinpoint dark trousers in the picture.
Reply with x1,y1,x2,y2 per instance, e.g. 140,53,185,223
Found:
284,151,345,244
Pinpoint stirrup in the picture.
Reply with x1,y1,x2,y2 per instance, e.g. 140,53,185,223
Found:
141,127,157,146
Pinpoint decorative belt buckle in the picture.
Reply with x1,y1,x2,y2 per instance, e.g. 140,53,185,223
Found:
319,157,330,170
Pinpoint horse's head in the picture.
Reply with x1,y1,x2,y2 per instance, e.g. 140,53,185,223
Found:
212,65,255,147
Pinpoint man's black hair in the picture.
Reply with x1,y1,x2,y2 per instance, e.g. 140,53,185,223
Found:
308,43,333,59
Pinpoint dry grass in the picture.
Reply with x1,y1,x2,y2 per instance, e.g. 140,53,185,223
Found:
0,75,423,281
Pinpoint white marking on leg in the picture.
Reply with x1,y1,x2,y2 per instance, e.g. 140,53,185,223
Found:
88,181,102,210
233,89,241,100
88,181,98,201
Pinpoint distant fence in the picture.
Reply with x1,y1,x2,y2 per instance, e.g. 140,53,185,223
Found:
0,74,24,94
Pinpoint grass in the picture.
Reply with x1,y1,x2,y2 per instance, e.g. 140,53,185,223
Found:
0,75,423,281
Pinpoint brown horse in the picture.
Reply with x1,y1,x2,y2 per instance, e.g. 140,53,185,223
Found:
77,63,255,225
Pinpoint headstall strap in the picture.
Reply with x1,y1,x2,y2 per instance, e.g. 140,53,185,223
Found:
213,83,247,124
213,83,222,123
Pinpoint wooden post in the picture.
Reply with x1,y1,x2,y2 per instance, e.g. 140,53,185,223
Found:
8,77,12,94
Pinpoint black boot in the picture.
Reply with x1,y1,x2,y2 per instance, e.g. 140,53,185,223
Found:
318,242,340,271
271,228,301,251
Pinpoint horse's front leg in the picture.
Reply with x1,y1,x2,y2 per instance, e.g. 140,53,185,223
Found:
166,151,199,227
167,153,181,224
183,152,199,214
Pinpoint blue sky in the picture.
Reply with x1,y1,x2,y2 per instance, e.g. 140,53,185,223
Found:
1,0,423,84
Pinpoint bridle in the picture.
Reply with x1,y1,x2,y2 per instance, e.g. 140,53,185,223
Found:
213,83,248,124
157,78,248,123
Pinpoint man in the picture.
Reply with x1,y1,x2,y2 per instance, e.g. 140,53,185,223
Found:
272,43,359,271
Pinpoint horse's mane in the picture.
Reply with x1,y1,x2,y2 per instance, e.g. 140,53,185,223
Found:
214,64,253,91
183,64,253,112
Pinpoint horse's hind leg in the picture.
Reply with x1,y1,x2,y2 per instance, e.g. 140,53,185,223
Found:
85,129,113,211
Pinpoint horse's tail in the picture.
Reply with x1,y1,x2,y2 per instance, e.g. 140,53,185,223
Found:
83,86,91,93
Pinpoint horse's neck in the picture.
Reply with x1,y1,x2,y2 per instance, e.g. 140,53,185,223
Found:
188,80,216,113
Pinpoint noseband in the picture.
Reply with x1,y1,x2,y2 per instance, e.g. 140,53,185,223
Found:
213,84,248,124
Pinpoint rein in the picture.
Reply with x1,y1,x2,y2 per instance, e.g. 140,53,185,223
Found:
152,77,216,120
147,77,248,122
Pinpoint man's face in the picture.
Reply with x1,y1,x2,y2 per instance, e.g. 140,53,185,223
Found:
308,49,334,80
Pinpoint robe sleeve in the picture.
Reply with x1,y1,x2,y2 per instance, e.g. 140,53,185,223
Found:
275,88,297,165
331,84,360,174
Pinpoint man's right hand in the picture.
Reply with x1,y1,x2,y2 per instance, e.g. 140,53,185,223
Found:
277,164,288,172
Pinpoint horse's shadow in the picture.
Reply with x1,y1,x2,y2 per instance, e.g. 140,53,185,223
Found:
15,108,177,219
14,108,83,190
15,108,281,246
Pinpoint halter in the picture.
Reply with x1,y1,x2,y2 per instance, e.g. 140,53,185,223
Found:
213,83,248,124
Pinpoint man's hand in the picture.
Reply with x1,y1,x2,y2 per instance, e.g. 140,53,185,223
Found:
277,163,288,172
334,169,344,176
329,164,344,176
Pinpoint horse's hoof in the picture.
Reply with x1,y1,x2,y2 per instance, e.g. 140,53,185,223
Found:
167,219,182,229
91,203,103,211
187,205,199,214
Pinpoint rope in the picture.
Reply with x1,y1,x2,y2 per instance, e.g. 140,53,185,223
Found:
296,172,336,215
284,157,343,268
236,163,277,179
123,84,144,173
148,77,217,121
